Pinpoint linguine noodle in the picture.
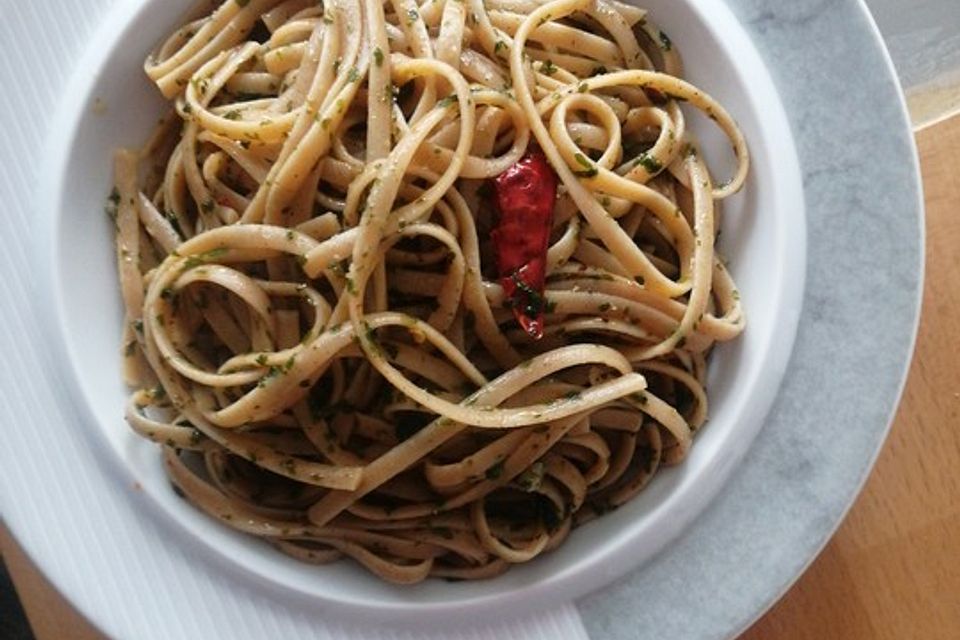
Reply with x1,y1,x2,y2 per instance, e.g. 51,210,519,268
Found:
111,0,748,583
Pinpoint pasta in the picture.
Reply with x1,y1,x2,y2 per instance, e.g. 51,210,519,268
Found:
111,0,748,584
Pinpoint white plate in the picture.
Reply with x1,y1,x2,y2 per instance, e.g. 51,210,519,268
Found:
0,0,920,638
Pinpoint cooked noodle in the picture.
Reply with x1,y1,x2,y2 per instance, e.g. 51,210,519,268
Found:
112,0,747,584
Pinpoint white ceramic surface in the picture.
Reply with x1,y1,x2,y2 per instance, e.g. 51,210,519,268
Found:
43,0,804,621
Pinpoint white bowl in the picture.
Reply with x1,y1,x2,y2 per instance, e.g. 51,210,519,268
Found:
43,0,805,623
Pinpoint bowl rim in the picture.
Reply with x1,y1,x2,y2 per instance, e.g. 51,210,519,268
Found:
39,0,806,621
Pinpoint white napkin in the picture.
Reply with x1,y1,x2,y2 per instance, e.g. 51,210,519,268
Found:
311,604,589,639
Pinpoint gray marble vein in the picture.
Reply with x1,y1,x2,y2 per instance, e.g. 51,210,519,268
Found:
578,0,922,638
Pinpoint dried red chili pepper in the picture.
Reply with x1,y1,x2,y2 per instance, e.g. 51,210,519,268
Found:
490,148,558,340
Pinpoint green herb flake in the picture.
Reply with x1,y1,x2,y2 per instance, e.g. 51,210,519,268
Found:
573,153,598,178
182,247,227,270
190,76,209,96
659,30,672,51
636,152,663,173
436,93,457,109
516,461,545,492
104,187,121,220
373,47,384,67
508,272,549,318
258,366,282,388
485,459,505,480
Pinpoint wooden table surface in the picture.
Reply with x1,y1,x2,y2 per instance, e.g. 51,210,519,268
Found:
3,114,959,640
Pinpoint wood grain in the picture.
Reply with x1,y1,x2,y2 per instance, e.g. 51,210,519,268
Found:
3,117,959,640
0,524,103,640
740,114,960,640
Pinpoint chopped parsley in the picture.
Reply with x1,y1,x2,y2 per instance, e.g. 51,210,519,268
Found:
635,152,663,173
436,93,457,108
105,187,120,220
485,459,505,480
659,30,672,51
182,247,228,269
516,461,545,491
573,152,598,178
